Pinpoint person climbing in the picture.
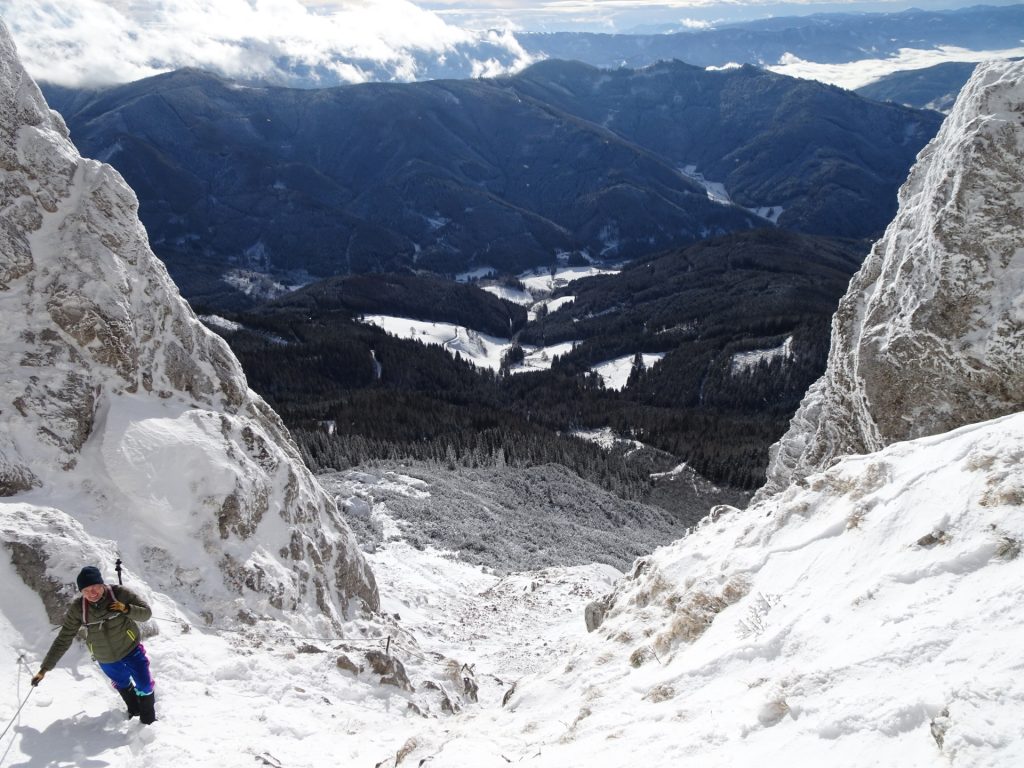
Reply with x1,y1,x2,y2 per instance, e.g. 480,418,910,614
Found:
31,565,157,724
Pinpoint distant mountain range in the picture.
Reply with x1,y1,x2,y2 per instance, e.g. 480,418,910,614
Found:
517,5,1024,71
45,62,938,307
855,62,986,112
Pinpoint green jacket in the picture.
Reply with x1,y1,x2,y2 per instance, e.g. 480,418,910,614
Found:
41,585,152,671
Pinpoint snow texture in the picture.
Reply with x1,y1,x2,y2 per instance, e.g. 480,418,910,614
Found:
0,20,377,642
760,58,1024,500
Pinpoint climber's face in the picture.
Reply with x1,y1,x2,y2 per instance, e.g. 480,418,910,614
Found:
81,584,105,603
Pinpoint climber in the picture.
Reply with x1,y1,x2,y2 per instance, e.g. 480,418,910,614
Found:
31,565,157,724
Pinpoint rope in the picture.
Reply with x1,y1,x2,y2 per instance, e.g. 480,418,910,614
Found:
145,614,406,652
0,688,33,744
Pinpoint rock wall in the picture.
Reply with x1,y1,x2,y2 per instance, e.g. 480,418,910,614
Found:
758,59,1024,499
0,23,377,626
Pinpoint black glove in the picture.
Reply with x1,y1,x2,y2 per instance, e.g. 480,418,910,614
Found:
31,671,45,687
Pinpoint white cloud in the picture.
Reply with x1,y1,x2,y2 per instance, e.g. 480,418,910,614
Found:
1,0,534,86
768,44,1024,91
678,17,713,29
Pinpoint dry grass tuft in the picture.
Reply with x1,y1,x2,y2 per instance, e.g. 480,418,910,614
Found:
644,684,676,703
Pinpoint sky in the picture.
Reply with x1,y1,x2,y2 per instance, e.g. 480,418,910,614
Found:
0,0,1019,87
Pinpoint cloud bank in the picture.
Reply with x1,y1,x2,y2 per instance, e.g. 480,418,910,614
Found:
768,44,1024,90
1,0,535,87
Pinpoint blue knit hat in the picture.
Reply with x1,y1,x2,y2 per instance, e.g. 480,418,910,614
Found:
76,566,104,591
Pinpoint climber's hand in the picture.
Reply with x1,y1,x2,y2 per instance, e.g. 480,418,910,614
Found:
31,671,45,687
109,601,129,614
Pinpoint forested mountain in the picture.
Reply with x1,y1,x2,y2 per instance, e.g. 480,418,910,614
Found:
855,62,981,112
45,62,936,308
203,229,866,494
265,273,527,338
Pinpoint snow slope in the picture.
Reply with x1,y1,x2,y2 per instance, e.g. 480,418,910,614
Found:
4,412,1020,767
412,411,1024,767
730,336,794,374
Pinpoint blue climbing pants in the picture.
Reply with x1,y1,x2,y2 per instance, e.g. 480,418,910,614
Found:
98,644,154,696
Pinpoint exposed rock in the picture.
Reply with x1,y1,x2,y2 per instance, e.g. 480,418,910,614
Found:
365,650,414,691
758,59,1024,500
335,654,362,676
0,23,377,630
584,597,609,632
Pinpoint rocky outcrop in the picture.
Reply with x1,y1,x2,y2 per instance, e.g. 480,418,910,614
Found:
758,59,1024,499
0,23,377,625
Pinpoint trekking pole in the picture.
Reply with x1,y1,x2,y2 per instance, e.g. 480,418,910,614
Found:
115,558,123,585
0,688,33,743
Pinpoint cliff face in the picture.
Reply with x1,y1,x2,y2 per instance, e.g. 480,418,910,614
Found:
759,59,1024,499
0,23,377,625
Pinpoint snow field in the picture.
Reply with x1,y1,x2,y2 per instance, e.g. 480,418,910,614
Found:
362,314,512,371
730,336,794,374
480,284,532,305
592,353,666,391
518,266,619,295
359,314,580,375
361,312,665,386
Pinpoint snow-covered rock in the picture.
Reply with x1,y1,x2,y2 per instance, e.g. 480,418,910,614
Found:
0,22,376,631
759,59,1024,499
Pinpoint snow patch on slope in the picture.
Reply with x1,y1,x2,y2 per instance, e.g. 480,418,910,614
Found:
592,353,665,391
360,314,577,374
730,336,793,374
480,284,532,305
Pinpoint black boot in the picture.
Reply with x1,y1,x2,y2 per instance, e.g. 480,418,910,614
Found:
137,692,157,725
116,686,141,719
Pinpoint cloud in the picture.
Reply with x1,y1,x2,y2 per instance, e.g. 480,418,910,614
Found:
1,0,536,87
678,17,714,29
768,44,1024,91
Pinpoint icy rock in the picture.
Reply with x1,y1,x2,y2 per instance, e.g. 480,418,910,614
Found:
758,59,1024,500
365,650,414,691
0,22,377,624
335,653,363,676
584,596,609,632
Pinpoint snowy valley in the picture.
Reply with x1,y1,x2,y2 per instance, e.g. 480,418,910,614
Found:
0,16,1023,768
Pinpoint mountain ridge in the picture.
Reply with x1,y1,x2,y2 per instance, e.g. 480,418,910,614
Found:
44,62,940,306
